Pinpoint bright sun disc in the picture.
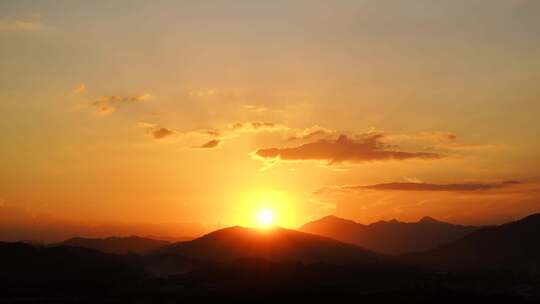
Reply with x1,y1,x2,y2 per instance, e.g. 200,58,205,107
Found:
256,209,274,227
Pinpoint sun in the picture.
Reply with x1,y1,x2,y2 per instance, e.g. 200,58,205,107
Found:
256,209,274,227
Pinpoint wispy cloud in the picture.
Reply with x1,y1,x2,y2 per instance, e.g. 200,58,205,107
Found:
0,18,45,32
288,125,334,141
92,94,151,106
315,180,521,194
383,131,457,143
431,142,505,151
169,121,291,150
94,104,115,116
229,121,289,133
90,94,151,115
188,89,216,97
376,129,503,154
310,197,337,212
196,129,221,137
72,83,86,94
242,104,268,113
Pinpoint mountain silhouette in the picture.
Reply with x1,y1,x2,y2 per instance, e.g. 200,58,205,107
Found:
406,213,540,272
1,220,538,302
61,236,170,254
300,215,479,255
0,241,145,297
156,226,384,264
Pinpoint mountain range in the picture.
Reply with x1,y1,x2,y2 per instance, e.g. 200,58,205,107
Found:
300,215,479,255
2,213,540,301
11,213,540,274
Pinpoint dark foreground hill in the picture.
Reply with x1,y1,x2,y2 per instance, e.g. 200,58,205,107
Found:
300,215,478,255
405,213,540,273
0,241,145,298
156,226,383,264
61,235,170,254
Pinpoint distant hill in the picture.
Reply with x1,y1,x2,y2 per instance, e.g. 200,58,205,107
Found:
300,215,479,255
156,226,384,265
0,242,145,296
406,213,540,273
61,236,170,254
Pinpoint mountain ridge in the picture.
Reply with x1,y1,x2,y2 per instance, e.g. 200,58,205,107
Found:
61,235,171,254
300,215,479,255
405,213,540,272
156,225,386,265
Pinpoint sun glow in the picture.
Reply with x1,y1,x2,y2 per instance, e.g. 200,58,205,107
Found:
256,209,274,227
231,190,299,228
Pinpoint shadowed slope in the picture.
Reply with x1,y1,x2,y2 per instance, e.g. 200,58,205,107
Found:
300,215,479,255
157,226,384,264
406,213,540,272
0,242,145,296
61,236,170,254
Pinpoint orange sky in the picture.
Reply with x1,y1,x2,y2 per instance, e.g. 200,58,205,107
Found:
1,1,540,241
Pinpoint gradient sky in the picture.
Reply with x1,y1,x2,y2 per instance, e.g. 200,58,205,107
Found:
1,0,540,241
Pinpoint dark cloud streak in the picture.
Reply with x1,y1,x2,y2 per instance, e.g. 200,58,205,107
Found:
193,139,221,149
316,181,521,194
152,128,175,139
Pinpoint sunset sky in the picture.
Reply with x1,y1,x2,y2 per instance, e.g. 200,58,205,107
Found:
1,0,540,240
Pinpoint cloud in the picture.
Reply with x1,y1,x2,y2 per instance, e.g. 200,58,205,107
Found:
193,139,221,149
188,89,216,97
430,132,457,141
189,123,329,147
384,131,457,143
310,198,337,212
92,94,151,106
90,94,151,115
243,104,268,113
187,121,290,152
288,125,334,141
254,134,441,165
316,180,521,194
0,18,45,32
180,124,465,159
94,105,115,116
138,122,157,129
376,130,502,153
432,142,504,151
138,122,175,140
138,122,224,144
196,129,221,137
73,83,86,94
175,121,289,150
229,121,289,133
152,127,175,139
